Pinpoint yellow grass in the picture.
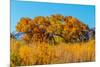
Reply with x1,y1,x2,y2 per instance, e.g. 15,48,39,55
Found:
10,39,95,66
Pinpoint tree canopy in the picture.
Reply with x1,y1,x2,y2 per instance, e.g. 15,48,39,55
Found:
16,14,89,43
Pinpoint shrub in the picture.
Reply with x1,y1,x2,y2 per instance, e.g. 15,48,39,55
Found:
10,39,95,66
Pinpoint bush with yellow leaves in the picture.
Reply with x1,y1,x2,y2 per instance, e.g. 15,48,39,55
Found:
10,38,95,66
18,45,37,65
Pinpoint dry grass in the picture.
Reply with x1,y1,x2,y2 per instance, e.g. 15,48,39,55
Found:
10,39,95,66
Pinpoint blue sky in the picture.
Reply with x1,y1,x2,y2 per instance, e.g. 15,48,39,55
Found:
11,0,95,32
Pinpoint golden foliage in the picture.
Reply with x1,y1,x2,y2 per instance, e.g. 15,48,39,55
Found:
19,45,37,65
15,14,89,43
10,39,95,66
16,18,31,32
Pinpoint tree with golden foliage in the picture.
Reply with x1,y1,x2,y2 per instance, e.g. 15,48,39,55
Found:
16,14,89,43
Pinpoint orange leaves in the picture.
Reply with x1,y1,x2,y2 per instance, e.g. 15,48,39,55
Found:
33,27,40,33
63,25,68,31
34,16,46,24
16,14,89,43
62,16,89,42
51,14,64,21
20,18,29,25
16,15,88,34
16,18,31,32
